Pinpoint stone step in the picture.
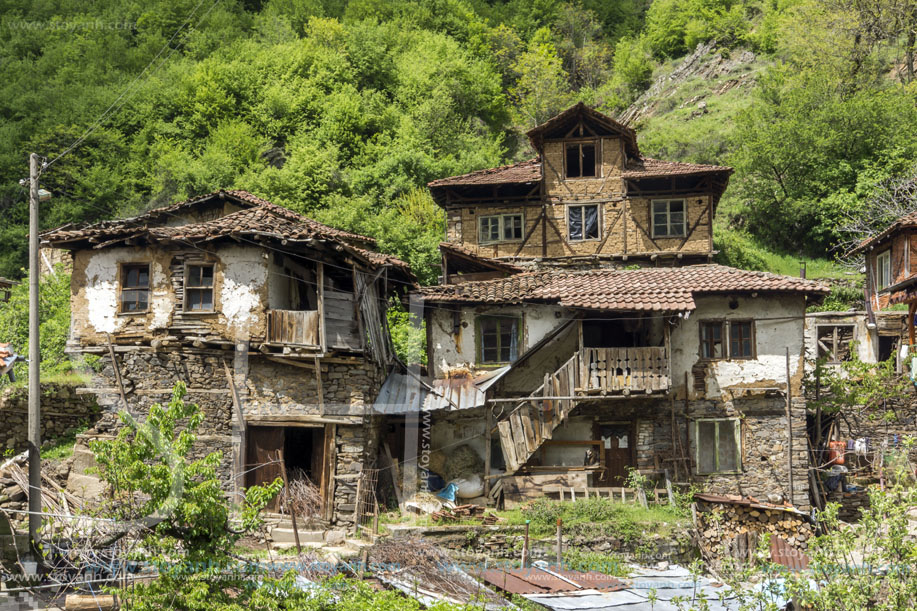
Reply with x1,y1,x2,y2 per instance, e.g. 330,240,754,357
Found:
269,528,325,544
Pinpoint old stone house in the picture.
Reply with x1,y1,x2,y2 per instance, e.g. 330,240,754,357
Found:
42,189,414,526
399,104,830,508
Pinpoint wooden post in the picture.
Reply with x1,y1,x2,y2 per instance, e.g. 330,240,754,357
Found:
664,468,675,507
106,333,129,412
28,152,42,556
521,520,530,568
277,452,302,555
317,262,326,353
785,347,794,504
556,518,563,568
484,407,492,501
314,355,324,415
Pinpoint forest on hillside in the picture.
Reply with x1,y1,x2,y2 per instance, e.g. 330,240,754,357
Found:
2,0,917,284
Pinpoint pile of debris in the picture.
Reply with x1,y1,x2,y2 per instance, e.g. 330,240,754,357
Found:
368,537,508,609
432,504,501,525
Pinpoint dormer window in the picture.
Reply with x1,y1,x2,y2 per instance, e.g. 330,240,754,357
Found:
565,141,598,178
479,214,523,244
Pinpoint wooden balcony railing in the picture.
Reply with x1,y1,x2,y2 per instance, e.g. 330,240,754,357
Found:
579,346,669,394
266,309,320,347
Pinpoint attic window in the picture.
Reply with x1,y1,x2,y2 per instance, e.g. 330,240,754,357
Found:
120,263,149,313
184,264,214,312
565,141,597,178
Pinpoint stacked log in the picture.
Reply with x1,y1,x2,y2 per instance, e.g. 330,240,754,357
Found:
695,501,813,567
432,504,501,525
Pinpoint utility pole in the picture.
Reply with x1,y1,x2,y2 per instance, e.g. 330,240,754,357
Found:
28,152,42,556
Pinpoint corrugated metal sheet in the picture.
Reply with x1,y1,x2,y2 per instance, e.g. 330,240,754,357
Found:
373,367,511,414
480,567,624,595
770,535,810,571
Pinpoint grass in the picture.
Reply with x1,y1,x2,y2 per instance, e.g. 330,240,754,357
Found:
42,425,89,461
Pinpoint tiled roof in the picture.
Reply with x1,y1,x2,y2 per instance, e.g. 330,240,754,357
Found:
440,242,524,273
427,157,731,189
427,159,541,188
622,157,733,179
850,210,917,255
418,265,828,310
42,190,412,276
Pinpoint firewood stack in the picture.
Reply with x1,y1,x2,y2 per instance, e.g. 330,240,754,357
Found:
432,504,501,525
695,500,813,566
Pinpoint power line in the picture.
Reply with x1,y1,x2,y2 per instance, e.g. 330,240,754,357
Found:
44,0,222,170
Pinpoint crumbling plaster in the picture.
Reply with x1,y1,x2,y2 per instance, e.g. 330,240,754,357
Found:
71,244,269,343
429,304,570,377
670,294,808,400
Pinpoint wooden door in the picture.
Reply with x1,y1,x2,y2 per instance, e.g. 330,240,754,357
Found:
596,423,635,486
246,426,285,510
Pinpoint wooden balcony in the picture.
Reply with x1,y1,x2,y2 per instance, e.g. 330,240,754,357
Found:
579,346,669,395
266,309,320,347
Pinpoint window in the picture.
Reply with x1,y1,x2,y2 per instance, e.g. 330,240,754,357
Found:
477,315,520,364
568,204,600,241
565,141,597,178
817,325,854,363
479,214,523,244
699,320,755,360
184,264,214,312
876,249,891,290
695,418,741,474
120,264,150,313
652,200,686,237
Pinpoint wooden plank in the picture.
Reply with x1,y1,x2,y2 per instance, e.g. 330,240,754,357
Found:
520,405,537,454
509,411,529,466
497,420,519,473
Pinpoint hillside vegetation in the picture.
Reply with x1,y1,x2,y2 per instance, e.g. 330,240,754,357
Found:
1,0,916,285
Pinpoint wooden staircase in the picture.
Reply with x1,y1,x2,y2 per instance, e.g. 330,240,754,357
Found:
496,346,670,473
496,354,579,473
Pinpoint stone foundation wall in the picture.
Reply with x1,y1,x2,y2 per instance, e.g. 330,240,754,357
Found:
0,383,100,453
84,347,382,525
555,394,810,508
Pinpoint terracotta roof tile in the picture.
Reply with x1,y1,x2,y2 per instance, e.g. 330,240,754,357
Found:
850,210,917,255
427,157,731,189
418,265,828,310
42,190,412,276
427,159,541,188
621,157,733,179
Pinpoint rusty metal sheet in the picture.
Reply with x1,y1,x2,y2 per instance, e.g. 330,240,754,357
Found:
481,568,624,595
770,535,809,571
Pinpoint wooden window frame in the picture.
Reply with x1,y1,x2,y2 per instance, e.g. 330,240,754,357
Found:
475,314,523,366
478,213,524,245
563,139,601,179
876,249,891,291
183,263,215,313
694,418,742,474
567,203,602,242
651,199,687,238
816,324,855,364
698,319,756,361
119,263,150,315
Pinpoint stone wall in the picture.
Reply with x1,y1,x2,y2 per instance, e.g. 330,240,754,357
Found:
541,394,810,508
0,383,100,453
83,347,383,526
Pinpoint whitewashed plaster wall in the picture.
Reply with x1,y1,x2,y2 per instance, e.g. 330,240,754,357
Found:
217,245,268,341
803,312,877,364
428,304,571,377
73,246,171,337
670,294,808,399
